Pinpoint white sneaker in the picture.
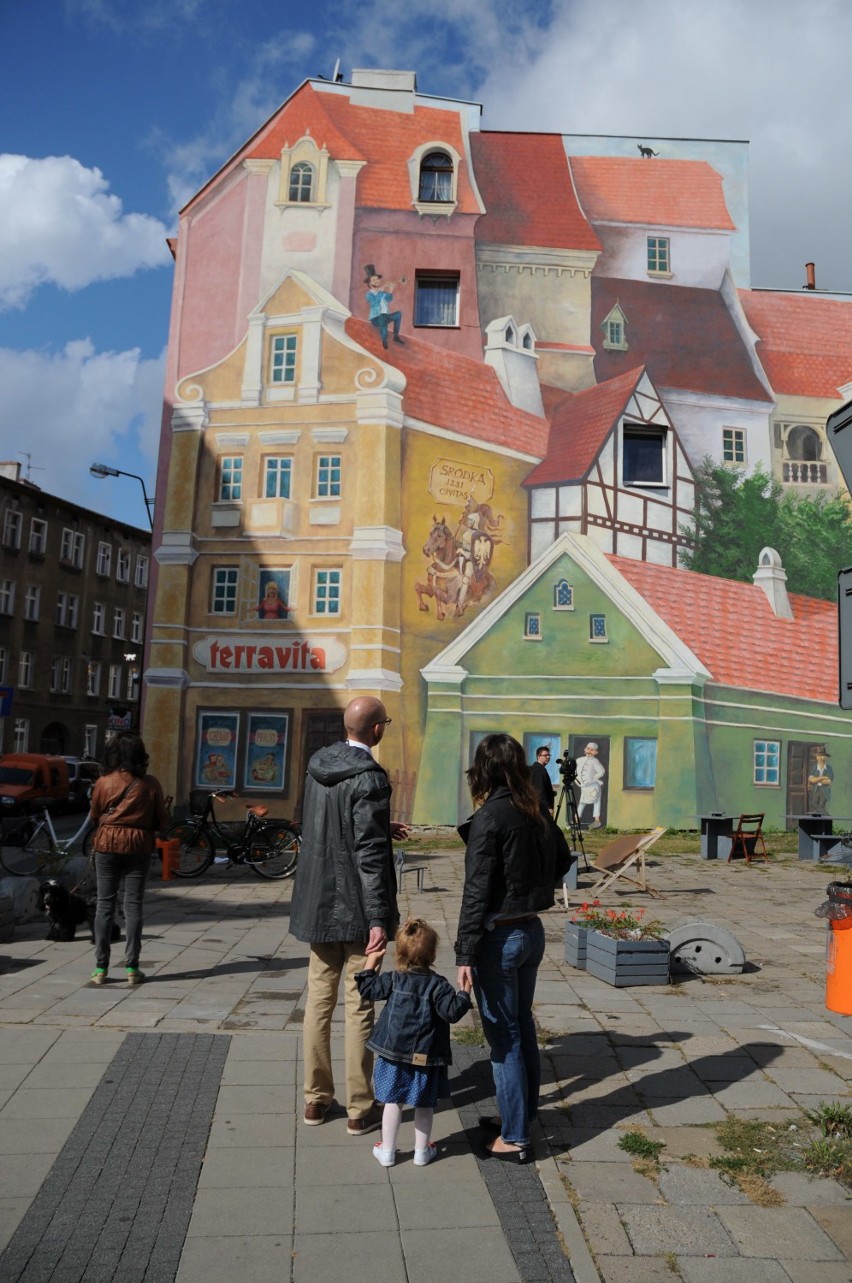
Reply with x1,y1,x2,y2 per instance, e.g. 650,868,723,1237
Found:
372,1143,396,1168
413,1143,437,1166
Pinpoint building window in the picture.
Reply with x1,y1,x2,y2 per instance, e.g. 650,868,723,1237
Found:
56,592,79,629
754,739,780,786
647,236,670,274
553,580,574,611
50,658,73,695
60,528,84,568
524,612,542,640
625,738,657,789
116,548,130,583
108,664,122,700
414,273,459,327
265,457,293,499
601,304,629,351
623,427,666,486
127,666,140,701
84,725,98,757
23,585,40,621
2,509,22,549
211,567,239,614
219,456,243,502
783,423,827,485
29,518,47,555
134,554,149,589
270,335,297,385
418,150,454,202
96,541,112,576
19,651,34,689
313,568,341,615
113,607,125,639
131,611,143,644
590,614,608,642
288,161,314,202
13,719,29,753
87,661,101,697
722,427,746,465
92,601,105,634
0,646,6,683
315,454,341,499
0,580,14,615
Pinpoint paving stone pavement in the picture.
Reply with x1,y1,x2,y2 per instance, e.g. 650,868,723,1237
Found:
0,843,850,1281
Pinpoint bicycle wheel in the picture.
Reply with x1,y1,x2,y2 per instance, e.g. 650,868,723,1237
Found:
163,822,215,877
0,824,54,877
247,825,300,880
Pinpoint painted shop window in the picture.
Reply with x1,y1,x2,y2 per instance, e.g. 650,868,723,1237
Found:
414,272,460,327
18,650,34,689
135,554,149,589
2,508,22,549
753,739,781,786
218,456,243,502
288,162,314,203
589,613,608,642
265,456,293,499
418,150,454,202
211,567,239,615
315,454,341,498
96,541,112,576
92,601,105,635
524,612,542,640
244,712,290,793
270,334,298,385
623,427,666,486
196,711,240,791
23,585,40,621
29,517,48,555
624,738,657,789
722,427,746,465
647,236,670,274
553,580,574,610
60,527,84,568
313,568,341,615
116,548,131,583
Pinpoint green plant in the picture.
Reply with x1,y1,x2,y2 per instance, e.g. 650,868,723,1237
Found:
618,1130,666,1160
808,1101,852,1139
453,1025,485,1047
803,1138,852,1184
571,900,664,940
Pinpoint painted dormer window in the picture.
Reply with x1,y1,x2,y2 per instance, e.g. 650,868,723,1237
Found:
288,162,314,203
602,303,628,351
409,142,461,216
419,150,453,202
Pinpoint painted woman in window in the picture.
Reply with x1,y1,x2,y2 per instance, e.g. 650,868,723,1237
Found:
364,263,405,350
257,578,289,620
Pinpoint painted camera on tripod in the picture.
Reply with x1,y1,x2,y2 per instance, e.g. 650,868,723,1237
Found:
556,754,578,785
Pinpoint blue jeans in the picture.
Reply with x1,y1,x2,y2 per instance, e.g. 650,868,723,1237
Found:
473,917,545,1146
94,851,150,970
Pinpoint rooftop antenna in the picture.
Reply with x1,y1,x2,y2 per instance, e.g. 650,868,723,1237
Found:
332,58,343,83
18,452,44,481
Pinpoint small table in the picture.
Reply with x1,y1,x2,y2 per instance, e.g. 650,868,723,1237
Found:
698,814,737,861
786,814,852,861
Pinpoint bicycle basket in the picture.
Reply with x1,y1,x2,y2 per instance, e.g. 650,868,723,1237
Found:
189,789,213,816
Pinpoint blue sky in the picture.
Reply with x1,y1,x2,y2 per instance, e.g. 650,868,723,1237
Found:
3,0,850,523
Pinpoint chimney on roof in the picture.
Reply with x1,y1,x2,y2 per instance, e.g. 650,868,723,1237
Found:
483,316,544,418
753,547,793,620
0,461,21,482
804,261,816,290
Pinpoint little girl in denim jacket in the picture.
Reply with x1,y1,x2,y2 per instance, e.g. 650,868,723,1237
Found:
356,918,472,1166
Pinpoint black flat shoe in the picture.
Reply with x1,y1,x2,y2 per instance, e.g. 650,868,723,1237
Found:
480,1139,531,1164
478,1115,502,1134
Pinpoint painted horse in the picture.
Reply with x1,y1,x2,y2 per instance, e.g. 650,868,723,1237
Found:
415,515,496,619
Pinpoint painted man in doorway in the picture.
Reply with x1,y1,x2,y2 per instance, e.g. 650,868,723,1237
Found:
807,747,833,815
576,742,606,829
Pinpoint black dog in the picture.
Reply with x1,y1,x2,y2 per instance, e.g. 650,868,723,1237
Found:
38,881,121,944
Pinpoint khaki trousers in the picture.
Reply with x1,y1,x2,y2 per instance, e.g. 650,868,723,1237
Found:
303,941,375,1118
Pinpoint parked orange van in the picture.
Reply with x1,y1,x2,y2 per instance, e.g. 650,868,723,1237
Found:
0,754,71,815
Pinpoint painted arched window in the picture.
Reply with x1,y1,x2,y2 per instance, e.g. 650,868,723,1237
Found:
786,424,822,462
418,150,453,202
288,162,314,203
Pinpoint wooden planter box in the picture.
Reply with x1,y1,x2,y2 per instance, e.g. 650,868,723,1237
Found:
564,921,588,969
584,931,670,987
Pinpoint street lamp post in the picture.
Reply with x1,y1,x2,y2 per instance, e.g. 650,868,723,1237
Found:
89,463,155,529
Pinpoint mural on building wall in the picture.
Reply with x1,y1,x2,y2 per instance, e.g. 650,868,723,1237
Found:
244,713,289,792
807,746,833,815
364,263,405,349
569,735,609,830
415,459,505,620
256,570,291,619
196,713,239,789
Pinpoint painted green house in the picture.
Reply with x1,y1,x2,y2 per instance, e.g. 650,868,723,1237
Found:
415,533,847,829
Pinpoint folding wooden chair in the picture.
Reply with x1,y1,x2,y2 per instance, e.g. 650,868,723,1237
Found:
727,813,768,863
588,827,666,899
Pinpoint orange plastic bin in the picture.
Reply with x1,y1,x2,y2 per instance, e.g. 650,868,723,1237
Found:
826,916,852,1016
155,838,180,881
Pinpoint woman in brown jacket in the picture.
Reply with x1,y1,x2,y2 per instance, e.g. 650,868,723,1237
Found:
88,732,168,987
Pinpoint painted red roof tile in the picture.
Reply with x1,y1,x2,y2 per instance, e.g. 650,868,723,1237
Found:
740,290,852,398
570,156,735,230
472,133,601,252
610,554,837,703
592,278,770,402
345,318,550,457
247,83,364,163
524,368,646,486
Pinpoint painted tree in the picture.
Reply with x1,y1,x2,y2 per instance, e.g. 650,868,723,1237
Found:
679,460,852,601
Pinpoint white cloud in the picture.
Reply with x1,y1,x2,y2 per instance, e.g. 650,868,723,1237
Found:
0,155,171,309
0,340,164,523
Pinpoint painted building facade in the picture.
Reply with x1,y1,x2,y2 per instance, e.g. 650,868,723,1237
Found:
146,68,852,823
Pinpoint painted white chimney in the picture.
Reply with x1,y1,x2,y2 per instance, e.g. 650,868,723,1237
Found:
753,547,793,619
483,316,544,418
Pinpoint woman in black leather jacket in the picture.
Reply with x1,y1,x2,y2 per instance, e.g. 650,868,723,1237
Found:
455,734,571,1163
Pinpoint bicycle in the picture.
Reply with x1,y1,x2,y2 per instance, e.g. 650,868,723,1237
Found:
0,807,93,879
163,789,300,880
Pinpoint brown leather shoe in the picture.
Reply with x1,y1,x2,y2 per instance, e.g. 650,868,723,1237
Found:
303,1100,332,1126
347,1103,382,1136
